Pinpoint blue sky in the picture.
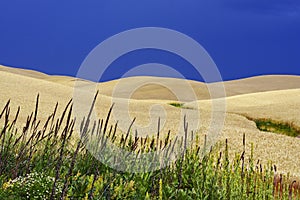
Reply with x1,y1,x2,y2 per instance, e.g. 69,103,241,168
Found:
0,0,299,82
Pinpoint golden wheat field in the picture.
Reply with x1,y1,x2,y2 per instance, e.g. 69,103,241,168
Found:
1,64,300,177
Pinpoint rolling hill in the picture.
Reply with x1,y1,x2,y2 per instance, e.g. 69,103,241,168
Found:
0,64,300,176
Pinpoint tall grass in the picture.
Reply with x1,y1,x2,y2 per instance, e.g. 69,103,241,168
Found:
0,94,299,199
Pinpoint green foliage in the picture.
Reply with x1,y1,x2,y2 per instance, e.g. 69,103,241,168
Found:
169,102,194,110
251,118,300,137
0,96,297,199
169,102,184,108
1,172,63,199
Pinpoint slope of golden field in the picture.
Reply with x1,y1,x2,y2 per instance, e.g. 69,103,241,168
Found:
0,64,49,79
2,64,300,100
99,75,300,101
186,88,300,125
226,89,300,126
0,64,300,176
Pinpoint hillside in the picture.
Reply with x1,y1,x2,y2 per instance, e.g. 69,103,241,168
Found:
0,64,300,176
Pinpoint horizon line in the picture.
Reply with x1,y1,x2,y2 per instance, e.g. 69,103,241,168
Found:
1,63,300,84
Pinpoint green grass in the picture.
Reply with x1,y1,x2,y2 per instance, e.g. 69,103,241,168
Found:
0,95,299,199
169,102,184,108
169,102,194,110
248,117,300,137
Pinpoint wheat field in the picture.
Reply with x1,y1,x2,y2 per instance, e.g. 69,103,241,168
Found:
0,64,300,176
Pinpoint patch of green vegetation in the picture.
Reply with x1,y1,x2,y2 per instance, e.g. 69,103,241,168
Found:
169,102,184,108
249,117,300,137
169,102,195,110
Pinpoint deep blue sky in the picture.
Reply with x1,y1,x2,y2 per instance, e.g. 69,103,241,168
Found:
0,0,299,82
